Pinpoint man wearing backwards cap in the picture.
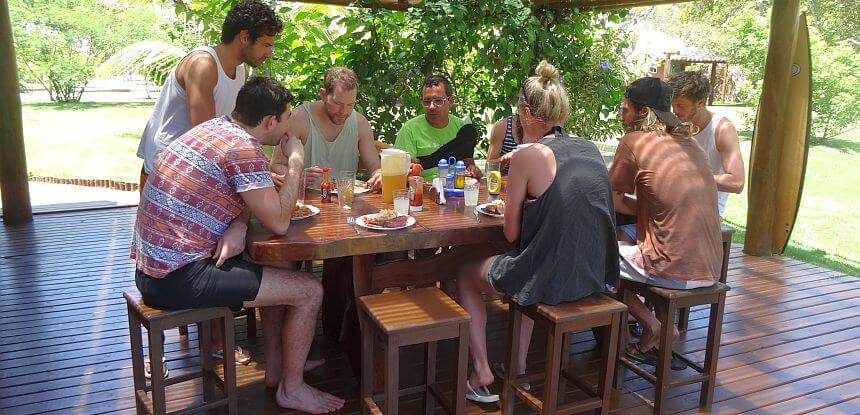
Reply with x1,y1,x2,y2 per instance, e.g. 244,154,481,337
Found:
608,77,722,370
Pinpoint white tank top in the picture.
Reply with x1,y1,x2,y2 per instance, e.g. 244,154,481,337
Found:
694,114,729,216
137,46,246,173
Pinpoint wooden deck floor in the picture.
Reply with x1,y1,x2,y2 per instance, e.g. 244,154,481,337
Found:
1,207,859,414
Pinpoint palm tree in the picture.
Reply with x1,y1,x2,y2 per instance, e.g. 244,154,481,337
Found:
96,40,186,97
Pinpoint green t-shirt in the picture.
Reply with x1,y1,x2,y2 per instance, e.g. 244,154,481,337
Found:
394,114,465,180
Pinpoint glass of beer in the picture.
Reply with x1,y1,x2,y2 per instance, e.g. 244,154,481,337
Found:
381,149,409,203
487,160,502,196
337,171,355,210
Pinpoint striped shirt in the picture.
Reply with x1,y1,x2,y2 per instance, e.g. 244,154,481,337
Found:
132,116,274,278
500,117,517,175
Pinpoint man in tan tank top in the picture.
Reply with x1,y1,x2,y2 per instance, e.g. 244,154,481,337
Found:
270,67,382,191
667,71,745,216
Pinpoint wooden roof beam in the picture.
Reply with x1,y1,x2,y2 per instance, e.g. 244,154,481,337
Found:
289,0,697,11
532,0,696,10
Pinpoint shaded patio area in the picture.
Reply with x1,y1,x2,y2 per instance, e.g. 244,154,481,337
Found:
1,207,859,414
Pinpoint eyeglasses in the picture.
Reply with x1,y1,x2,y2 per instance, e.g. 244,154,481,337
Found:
421,98,450,107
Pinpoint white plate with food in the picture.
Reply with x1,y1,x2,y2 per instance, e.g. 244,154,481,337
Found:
309,180,370,195
476,200,505,218
356,209,415,230
291,204,320,221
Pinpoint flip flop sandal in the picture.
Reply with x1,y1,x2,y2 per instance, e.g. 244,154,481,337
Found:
491,362,531,391
466,380,499,403
626,344,688,371
144,356,168,379
212,345,252,365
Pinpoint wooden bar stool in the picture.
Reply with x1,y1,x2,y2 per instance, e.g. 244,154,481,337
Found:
676,227,734,331
358,287,470,415
502,293,627,415
615,281,730,414
124,292,238,415
177,307,256,339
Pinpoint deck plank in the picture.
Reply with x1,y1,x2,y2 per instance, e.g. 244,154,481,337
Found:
1,207,859,415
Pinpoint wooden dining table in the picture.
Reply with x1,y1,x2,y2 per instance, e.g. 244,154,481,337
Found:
245,184,513,373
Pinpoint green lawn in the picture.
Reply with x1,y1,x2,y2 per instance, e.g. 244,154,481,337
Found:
21,100,155,182
19,101,860,276
722,120,860,278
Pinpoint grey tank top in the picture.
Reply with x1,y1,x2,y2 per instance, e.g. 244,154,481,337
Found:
488,132,620,306
303,102,359,180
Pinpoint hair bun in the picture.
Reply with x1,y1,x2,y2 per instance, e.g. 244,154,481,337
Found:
535,60,560,83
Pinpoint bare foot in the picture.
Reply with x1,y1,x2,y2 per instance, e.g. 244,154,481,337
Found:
469,367,494,389
276,382,345,413
265,359,326,388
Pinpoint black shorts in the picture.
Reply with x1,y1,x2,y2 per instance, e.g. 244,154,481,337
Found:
135,256,263,311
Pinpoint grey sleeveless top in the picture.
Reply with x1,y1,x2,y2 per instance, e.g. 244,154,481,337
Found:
489,132,620,306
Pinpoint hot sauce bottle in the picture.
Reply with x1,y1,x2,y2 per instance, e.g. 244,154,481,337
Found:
320,167,332,203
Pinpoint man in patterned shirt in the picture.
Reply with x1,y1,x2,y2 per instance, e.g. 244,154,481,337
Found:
133,76,344,413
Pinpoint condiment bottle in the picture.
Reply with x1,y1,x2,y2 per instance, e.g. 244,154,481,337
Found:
320,167,332,203
437,159,449,184
454,161,466,189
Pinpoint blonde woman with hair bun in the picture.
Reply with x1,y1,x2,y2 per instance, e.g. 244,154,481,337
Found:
454,61,620,403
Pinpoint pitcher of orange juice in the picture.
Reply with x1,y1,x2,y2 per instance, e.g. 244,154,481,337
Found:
381,149,410,203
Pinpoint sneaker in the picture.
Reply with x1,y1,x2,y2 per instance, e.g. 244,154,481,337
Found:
144,356,169,379
212,345,252,365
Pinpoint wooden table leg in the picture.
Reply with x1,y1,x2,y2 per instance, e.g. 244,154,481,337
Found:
341,254,377,377
322,257,353,339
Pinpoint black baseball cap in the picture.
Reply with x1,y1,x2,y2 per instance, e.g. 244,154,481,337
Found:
624,77,682,127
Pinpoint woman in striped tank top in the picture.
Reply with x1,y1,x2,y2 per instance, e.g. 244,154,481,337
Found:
488,113,541,175
487,115,519,175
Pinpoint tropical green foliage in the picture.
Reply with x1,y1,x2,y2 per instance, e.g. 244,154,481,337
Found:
649,0,859,141
173,1,631,146
9,0,167,102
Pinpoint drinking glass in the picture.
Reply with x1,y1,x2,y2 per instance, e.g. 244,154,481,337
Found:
337,171,355,210
393,189,410,216
464,179,479,206
297,169,307,205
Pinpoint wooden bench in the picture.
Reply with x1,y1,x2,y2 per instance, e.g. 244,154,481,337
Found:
615,281,730,414
502,293,627,415
358,287,471,415
124,292,238,415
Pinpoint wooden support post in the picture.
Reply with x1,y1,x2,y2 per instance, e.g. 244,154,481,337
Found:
0,0,33,225
744,0,801,256
708,62,718,105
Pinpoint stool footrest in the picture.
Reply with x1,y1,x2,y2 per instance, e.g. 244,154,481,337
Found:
162,371,204,388
620,357,657,383
557,397,603,415
620,357,710,388
676,354,705,373
560,370,599,398
171,398,230,415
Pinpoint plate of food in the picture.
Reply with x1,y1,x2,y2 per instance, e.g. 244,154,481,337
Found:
477,200,505,218
309,180,371,195
356,209,415,230
291,204,320,221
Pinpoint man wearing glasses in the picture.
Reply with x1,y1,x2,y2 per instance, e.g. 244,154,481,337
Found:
395,76,483,180
138,0,282,186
